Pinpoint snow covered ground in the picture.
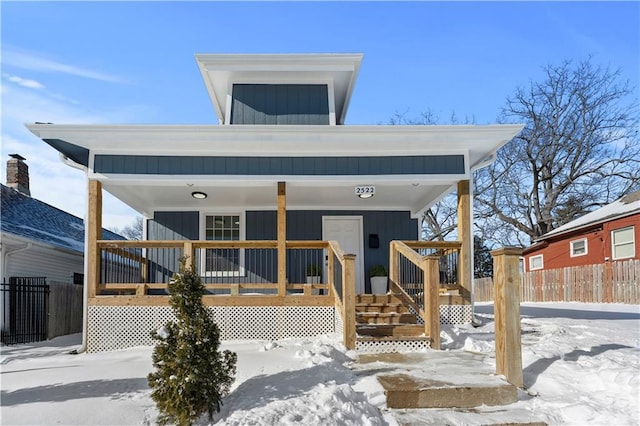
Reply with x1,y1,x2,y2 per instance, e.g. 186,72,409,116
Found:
1,302,639,425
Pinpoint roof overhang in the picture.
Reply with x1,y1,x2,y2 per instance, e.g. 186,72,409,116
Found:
195,53,363,125
26,123,523,218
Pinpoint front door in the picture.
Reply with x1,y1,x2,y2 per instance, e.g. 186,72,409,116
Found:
322,216,365,293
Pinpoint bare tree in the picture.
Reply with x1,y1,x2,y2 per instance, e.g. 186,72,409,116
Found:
111,216,143,240
389,109,477,241
475,58,639,246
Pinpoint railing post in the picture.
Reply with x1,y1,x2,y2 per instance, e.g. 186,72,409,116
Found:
423,255,440,350
491,247,524,388
389,241,399,285
277,182,287,297
327,246,335,298
342,254,356,350
183,241,194,270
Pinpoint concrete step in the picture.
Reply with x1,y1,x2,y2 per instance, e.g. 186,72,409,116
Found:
356,312,417,325
377,373,518,409
356,303,409,314
357,324,424,337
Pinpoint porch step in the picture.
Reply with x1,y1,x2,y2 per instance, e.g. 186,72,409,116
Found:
377,373,518,409
357,324,424,338
356,312,417,325
356,302,409,314
356,293,403,304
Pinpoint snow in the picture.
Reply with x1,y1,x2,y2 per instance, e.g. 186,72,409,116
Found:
1,302,639,425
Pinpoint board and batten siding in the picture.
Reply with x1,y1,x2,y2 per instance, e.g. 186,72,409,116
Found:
231,84,330,125
147,210,417,292
93,155,465,176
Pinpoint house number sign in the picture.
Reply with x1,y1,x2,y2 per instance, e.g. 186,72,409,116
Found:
355,186,375,196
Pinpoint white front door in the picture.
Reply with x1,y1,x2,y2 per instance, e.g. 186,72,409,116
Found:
322,216,365,294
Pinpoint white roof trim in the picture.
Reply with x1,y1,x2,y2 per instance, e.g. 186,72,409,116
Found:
26,123,523,170
194,53,363,125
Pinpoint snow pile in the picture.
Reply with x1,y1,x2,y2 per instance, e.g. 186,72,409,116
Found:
1,302,639,425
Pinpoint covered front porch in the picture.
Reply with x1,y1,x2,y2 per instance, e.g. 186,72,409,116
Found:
86,179,471,352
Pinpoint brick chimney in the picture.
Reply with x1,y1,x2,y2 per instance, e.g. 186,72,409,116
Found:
6,154,30,196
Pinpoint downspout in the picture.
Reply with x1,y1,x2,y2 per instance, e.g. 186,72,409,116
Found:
60,153,90,354
3,243,33,281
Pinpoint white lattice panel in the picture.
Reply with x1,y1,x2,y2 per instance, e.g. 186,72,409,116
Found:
356,339,431,354
439,304,473,325
334,310,344,335
88,305,335,352
408,305,473,326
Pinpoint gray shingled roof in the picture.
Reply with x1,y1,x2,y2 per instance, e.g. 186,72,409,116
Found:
537,190,640,241
1,184,124,253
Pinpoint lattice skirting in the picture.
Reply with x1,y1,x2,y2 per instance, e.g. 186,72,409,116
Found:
408,304,474,326
87,305,336,352
356,339,431,353
439,304,473,325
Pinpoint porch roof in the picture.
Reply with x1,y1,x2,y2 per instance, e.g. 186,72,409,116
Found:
26,123,523,218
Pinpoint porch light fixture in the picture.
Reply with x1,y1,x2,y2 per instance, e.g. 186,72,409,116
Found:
191,191,207,199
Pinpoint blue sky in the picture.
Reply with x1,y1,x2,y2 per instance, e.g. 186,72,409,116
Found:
2,1,638,230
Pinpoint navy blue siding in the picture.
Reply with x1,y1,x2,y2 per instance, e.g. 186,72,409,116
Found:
146,212,199,284
146,210,417,293
231,84,329,125
147,212,199,240
246,210,418,292
94,155,465,175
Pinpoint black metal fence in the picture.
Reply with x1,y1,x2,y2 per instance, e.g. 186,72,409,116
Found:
1,277,49,345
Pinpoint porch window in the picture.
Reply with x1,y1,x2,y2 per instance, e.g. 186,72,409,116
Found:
529,255,543,271
570,238,587,257
612,226,635,260
204,214,243,276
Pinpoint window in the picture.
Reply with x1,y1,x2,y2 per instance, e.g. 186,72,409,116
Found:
73,273,84,285
612,226,635,260
529,255,544,271
203,214,243,276
570,238,588,257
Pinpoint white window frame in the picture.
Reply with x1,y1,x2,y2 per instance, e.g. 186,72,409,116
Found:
611,226,635,261
200,212,246,277
570,238,588,257
529,254,544,271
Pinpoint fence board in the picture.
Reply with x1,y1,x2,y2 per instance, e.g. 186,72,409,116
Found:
474,260,639,304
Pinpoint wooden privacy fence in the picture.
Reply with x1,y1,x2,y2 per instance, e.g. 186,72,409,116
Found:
48,281,83,339
474,259,640,304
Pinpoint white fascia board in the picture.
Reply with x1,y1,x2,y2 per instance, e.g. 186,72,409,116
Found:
26,124,523,158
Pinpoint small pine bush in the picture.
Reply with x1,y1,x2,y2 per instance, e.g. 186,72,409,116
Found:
148,258,237,426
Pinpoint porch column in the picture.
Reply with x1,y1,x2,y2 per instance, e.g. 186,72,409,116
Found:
277,182,287,297
88,180,102,298
457,180,472,301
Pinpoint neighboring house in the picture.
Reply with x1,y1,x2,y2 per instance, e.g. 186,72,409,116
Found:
1,154,124,343
26,53,523,352
523,191,640,272
1,155,123,283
